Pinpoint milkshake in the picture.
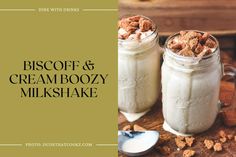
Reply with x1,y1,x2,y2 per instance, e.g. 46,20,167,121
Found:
162,31,222,134
118,15,161,122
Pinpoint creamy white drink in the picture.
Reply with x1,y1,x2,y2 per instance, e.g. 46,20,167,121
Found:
162,31,222,134
118,15,161,122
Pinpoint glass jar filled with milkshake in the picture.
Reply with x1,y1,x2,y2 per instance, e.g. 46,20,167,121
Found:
162,30,236,134
118,15,161,121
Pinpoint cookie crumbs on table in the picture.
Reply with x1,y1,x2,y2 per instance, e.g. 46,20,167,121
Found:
204,139,214,150
133,124,146,131
183,149,195,157
175,136,186,150
227,134,233,140
213,143,223,152
122,125,131,131
219,137,227,143
185,137,195,147
218,130,226,138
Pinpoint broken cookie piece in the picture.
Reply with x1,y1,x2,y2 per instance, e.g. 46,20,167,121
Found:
128,15,141,22
139,18,153,32
204,139,214,150
227,134,233,140
167,31,217,57
177,45,195,57
118,32,131,40
205,38,216,48
195,44,204,54
185,137,195,147
218,130,226,138
213,143,223,152
176,136,185,141
175,137,186,149
183,149,195,157
200,32,210,43
189,37,198,50
133,124,146,131
122,125,132,131
219,137,227,143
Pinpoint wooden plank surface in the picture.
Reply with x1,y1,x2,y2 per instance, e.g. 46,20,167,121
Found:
119,0,236,9
119,0,236,35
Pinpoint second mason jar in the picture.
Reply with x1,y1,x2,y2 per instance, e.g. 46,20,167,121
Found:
118,15,161,114
162,31,222,134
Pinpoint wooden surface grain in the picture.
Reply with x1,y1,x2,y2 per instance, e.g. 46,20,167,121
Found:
118,52,236,157
119,0,236,36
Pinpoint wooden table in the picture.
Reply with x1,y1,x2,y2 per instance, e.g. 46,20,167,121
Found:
119,0,236,36
118,52,236,157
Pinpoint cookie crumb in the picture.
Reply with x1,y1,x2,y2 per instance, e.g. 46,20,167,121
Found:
205,38,216,48
122,125,131,131
219,130,226,138
204,139,214,150
133,124,146,131
178,45,195,57
183,149,195,157
118,32,131,40
139,18,152,32
128,15,141,22
201,32,209,42
213,143,222,152
176,136,185,141
227,134,233,140
219,137,227,143
185,137,195,147
195,44,204,54
175,137,186,149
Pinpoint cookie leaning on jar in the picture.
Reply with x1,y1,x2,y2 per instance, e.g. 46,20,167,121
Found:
162,30,236,135
118,15,162,122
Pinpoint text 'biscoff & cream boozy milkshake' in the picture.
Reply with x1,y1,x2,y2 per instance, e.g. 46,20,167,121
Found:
118,15,161,122
162,31,222,135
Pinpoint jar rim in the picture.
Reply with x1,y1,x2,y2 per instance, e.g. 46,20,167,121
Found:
118,14,158,44
164,30,220,63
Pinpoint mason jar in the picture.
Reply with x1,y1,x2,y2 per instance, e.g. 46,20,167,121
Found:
118,16,161,115
162,31,236,134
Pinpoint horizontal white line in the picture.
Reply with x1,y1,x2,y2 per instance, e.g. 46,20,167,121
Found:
95,144,118,147
83,8,118,12
0,9,36,12
0,144,23,146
